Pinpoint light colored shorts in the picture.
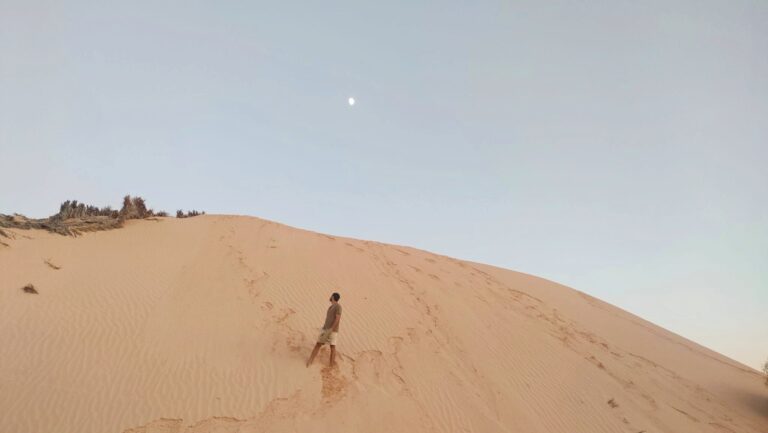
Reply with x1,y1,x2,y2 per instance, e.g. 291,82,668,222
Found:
317,329,338,346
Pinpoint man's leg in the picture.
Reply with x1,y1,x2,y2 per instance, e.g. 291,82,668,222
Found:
306,342,323,367
329,345,336,367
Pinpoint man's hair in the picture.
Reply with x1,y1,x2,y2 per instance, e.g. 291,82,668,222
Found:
331,292,341,301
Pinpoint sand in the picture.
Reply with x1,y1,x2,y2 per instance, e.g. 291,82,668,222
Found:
0,215,765,433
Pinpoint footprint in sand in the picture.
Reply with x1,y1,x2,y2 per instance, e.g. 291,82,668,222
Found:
275,307,296,323
320,367,348,403
186,416,245,432
123,416,245,433
121,417,183,433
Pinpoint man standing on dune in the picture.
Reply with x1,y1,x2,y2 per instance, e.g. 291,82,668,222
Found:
306,292,342,368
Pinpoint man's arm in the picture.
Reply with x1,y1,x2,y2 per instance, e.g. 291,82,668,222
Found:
332,313,341,331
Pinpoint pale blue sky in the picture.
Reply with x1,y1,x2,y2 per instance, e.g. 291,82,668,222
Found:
1,1,766,369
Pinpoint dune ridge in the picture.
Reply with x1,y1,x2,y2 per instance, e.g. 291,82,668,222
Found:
0,215,765,433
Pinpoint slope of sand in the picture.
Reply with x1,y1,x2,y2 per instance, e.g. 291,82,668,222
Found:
0,215,765,433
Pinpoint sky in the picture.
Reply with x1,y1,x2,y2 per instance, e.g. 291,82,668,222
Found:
1,1,766,369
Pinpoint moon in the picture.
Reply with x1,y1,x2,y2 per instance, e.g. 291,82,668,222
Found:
348,97,355,106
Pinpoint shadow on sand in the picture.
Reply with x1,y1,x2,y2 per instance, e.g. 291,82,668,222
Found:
725,386,768,421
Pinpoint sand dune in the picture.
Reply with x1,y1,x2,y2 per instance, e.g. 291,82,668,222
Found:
0,215,765,433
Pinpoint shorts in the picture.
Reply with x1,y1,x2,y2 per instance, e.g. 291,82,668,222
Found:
317,329,338,346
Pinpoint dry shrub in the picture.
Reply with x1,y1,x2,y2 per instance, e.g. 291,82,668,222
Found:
22,284,38,294
117,195,173,220
1,196,181,236
1,200,123,235
133,197,148,217
119,195,143,220
176,209,204,219
764,359,768,386
55,200,117,220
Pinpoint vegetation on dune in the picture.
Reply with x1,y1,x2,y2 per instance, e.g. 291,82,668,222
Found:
176,209,204,218
0,210,121,236
117,195,158,220
760,359,767,386
55,200,119,219
0,195,203,236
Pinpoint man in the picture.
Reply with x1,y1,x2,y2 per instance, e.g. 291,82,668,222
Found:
306,292,342,367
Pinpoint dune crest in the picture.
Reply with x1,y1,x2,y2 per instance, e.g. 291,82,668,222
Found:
0,215,765,433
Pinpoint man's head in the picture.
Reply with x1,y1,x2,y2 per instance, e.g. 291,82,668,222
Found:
329,292,341,303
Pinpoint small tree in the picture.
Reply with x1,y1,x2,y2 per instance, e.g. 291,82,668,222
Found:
133,197,148,218
764,359,768,386
119,195,152,220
